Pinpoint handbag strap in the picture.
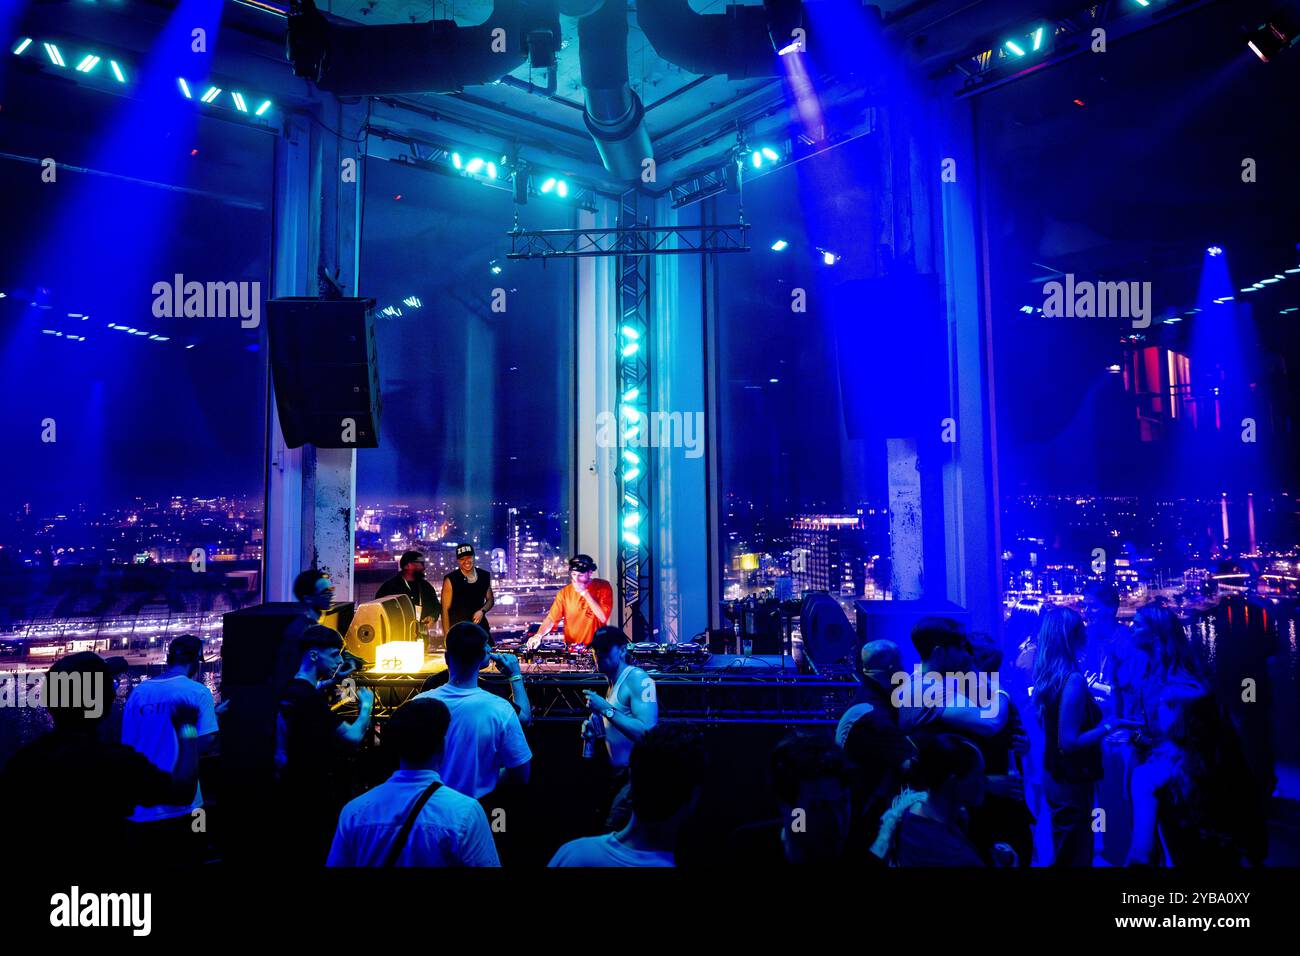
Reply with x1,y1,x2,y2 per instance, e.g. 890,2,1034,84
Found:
382,779,443,867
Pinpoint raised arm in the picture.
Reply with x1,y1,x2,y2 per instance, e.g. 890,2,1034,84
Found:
580,584,612,626
333,687,374,746
604,668,658,743
441,578,453,639
532,591,565,641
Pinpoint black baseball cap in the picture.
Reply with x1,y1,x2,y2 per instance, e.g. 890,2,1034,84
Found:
399,550,425,568
456,543,474,558
569,554,597,573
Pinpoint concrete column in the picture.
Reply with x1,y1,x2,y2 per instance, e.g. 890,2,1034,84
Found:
886,438,925,600
575,199,619,586
264,98,363,602
650,198,711,643
935,93,1002,636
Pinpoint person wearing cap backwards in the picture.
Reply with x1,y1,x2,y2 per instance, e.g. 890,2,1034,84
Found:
442,543,495,638
376,550,440,641
528,554,614,649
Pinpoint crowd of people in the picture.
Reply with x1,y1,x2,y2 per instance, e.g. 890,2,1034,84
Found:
0,578,1275,867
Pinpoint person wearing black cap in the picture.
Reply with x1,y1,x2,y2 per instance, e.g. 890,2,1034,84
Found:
376,550,440,641
528,554,613,649
441,543,494,638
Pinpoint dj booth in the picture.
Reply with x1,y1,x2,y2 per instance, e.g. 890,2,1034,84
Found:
358,660,861,725
216,593,965,864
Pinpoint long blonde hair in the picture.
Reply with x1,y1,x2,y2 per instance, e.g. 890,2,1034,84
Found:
1032,604,1086,721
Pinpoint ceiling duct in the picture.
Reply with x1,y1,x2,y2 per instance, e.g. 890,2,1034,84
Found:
637,0,893,80
636,0,799,80
286,0,560,96
579,0,653,182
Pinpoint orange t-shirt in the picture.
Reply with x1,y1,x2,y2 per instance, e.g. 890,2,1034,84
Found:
542,580,614,646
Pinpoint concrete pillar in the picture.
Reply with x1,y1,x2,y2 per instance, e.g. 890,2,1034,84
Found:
575,200,619,586
264,97,363,602
887,438,925,600
650,198,711,642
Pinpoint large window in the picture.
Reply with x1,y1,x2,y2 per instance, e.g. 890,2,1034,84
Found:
0,66,273,661
978,3,1300,764
712,137,895,616
355,156,574,626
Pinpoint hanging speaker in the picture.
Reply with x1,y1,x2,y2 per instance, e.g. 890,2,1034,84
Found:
267,296,381,448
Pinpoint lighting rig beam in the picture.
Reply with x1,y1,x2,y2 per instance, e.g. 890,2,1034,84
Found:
617,189,652,641
952,0,1217,94
507,223,751,259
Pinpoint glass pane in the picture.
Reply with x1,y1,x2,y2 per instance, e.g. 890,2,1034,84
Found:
713,137,893,617
978,11,1300,766
355,159,573,632
0,74,272,708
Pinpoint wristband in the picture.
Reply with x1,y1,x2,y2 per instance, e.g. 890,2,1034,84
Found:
179,724,198,740
509,675,524,683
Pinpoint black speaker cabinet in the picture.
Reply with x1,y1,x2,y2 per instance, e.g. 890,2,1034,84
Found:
219,602,315,775
267,296,380,448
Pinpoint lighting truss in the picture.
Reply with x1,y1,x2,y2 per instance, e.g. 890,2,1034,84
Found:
669,168,730,209
11,33,275,124
368,129,599,211
506,221,751,259
617,189,653,641
951,0,1216,93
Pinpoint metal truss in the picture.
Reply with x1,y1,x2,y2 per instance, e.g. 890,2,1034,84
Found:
505,221,751,259
355,670,861,724
490,672,861,723
617,189,654,642
951,0,1215,94
669,167,730,209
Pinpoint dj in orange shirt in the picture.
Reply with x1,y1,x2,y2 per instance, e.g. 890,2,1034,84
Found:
529,554,614,648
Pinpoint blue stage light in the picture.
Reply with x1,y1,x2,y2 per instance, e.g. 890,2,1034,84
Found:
110,60,126,83
44,43,65,67
200,86,222,104
540,177,556,193
178,77,192,98
556,180,568,198
1031,28,1045,52
1005,40,1026,57
231,92,248,112
771,239,789,251
466,157,484,173
1207,245,1224,257
13,38,33,56
255,99,272,116
75,54,101,73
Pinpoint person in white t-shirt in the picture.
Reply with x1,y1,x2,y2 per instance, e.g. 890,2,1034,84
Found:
328,696,498,867
549,723,706,867
413,622,531,800
121,634,219,864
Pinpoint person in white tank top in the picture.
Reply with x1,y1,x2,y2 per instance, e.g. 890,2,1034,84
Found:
583,628,659,831
585,628,659,768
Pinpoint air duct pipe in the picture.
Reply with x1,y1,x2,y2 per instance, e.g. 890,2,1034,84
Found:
635,0,793,80
637,0,885,81
286,0,560,96
578,0,653,182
